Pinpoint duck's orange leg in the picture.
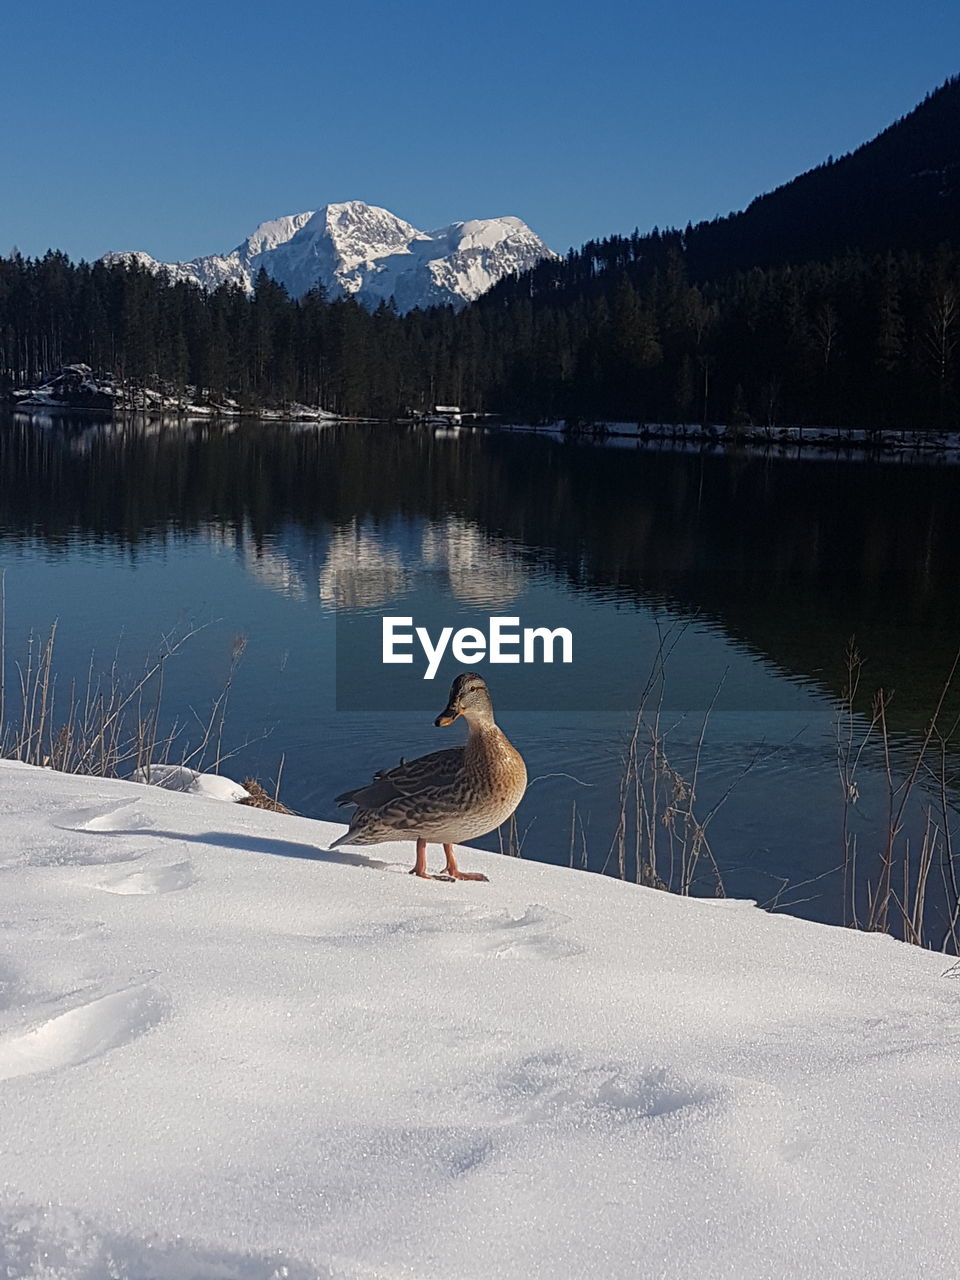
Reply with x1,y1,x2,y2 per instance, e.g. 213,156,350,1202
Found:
408,839,489,882
409,838,456,880
442,843,489,882
409,837,433,879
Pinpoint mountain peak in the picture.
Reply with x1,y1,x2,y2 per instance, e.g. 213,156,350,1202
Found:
102,200,556,312
240,212,314,259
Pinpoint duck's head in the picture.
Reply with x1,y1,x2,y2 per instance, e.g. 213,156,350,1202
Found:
435,672,494,728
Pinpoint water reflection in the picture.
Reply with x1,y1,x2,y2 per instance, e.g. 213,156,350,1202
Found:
0,410,957,925
318,523,410,609
2,410,958,721
420,519,528,607
3,413,958,710
244,540,310,603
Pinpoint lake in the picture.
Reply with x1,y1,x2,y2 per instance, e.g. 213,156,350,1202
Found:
2,409,958,931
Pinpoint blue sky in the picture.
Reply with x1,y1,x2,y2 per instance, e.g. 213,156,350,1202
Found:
3,0,958,263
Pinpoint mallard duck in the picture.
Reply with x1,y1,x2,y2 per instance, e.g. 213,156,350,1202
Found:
330,672,527,881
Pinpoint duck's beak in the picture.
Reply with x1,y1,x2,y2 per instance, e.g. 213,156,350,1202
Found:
435,703,462,727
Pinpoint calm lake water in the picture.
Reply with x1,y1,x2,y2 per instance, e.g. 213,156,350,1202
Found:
2,409,959,926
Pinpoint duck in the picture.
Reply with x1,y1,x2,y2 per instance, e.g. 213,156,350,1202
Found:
330,672,527,881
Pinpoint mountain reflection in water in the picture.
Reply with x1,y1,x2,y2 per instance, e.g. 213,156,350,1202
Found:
1,412,957,925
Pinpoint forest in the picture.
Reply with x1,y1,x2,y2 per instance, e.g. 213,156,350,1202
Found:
1,242,957,430
1,77,958,430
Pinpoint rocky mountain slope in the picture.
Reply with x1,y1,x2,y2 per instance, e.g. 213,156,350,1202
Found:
103,200,556,312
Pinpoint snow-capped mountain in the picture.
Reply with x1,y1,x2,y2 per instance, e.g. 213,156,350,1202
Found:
102,201,556,312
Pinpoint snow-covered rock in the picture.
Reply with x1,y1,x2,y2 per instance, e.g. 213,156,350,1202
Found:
131,764,251,802
10,365,342,420
102,200,557,312
11,364,114,411
1,757,959,1278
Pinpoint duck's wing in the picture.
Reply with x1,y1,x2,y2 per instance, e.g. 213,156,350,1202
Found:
335,747,465,810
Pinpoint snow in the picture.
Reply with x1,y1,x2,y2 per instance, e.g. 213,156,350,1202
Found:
12,367,342,422
240,211,316,260
131,764,252,802
439,216,529,252
1,757,959,1279
101,200,557,313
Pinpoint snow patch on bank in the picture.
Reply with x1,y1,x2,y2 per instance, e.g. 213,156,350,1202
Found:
0,759,957,1279
131,764,251,802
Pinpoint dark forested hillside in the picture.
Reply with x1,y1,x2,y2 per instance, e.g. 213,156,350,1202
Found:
684,75,960,275
487,75,960,305
1,80,959,430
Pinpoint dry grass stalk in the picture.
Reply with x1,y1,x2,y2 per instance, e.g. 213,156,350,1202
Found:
497,811,532,858
601,621,729,897
567,800,589,871
839,638,960,953
1,614,252,787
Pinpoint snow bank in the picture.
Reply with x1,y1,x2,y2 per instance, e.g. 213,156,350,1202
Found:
131,764,251,802
11,366,342,422
0,759,957,1278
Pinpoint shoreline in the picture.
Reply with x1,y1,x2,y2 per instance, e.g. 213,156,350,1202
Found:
7,401,960,464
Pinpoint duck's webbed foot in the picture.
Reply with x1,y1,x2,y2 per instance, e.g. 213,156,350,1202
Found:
407,839,489,882
408,837,446,880
442,843,489,883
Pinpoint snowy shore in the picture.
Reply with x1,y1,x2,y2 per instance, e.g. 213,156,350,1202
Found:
8,365,341,422
1,758,957,1279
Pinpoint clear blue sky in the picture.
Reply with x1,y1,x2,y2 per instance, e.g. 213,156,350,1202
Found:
3,0,958,263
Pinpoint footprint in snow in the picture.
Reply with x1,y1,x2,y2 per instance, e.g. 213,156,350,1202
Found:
422,904,584,959
25,840,145,868
36,801,156,867
0,957,23,1011
477,905,585,959
51,800,156,835
495,1050,713,1124
0,983,166,1082
0,915,106,941
304,903,584,959
97,860,196,895
0,1202,325,1280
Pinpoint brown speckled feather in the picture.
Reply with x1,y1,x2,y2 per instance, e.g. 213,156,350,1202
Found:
329,673,527,858
331,728,526,848
335,748,464,810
